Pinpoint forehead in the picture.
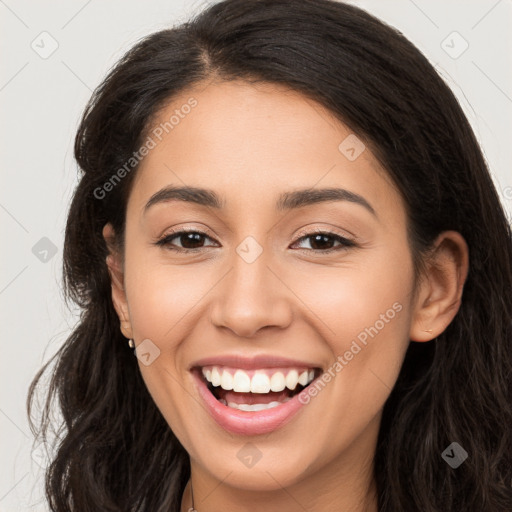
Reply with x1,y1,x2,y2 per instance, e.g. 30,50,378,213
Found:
129,79,404,222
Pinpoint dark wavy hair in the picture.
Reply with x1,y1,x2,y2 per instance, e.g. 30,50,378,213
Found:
27,0,512,510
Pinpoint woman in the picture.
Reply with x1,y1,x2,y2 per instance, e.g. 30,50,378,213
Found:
27,0,512,510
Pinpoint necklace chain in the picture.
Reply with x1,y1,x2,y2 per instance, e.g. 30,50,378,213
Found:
188,479,197,512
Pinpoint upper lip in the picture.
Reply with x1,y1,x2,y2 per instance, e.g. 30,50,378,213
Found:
190,354,322,371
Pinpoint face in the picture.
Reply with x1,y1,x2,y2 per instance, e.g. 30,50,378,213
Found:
105,79,423,495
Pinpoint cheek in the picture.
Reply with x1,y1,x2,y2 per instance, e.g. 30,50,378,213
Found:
322,266,412,352
124,249,217,342
293,245,414,440
121,250,208,443
292,238,414,347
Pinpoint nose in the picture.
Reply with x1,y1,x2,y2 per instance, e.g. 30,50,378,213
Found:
209,246,293,338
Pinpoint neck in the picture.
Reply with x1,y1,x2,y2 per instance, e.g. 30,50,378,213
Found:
183,476,377,512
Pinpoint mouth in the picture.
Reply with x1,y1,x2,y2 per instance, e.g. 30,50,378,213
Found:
198,365,322,411
190,363,323,435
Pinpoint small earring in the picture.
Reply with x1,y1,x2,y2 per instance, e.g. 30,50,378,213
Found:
424,329,433,333
128,339,135,348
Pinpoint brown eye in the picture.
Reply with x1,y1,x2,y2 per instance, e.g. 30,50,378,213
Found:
291,231,356,253
155,230,218,252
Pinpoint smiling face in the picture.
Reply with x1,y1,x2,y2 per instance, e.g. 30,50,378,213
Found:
102,79,458,507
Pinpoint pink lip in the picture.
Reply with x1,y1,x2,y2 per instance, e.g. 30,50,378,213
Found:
191,369,313,436
190,354,321,371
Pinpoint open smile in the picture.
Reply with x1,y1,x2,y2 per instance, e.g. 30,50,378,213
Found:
190,357,323,435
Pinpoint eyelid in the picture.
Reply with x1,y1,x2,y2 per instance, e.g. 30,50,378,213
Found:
293,225,355,242
158,224,217,240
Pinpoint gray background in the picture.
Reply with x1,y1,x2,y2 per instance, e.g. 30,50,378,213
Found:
1,0,511,509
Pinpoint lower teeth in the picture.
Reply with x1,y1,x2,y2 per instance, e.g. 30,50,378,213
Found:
219,399,290,411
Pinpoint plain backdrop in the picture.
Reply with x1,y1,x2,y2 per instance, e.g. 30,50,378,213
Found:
1,0,511,509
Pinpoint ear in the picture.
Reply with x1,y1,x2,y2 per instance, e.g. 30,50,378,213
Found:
410,231,469,342
103,223,133,340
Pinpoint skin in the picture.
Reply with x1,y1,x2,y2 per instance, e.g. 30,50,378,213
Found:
103,79,469,512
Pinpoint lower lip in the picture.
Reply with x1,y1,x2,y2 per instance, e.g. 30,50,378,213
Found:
192,370,310,436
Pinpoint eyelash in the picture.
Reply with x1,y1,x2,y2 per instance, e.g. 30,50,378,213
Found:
154,227,356,254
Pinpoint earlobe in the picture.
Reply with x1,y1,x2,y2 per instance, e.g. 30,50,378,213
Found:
409,231,469,342
103,223,133,339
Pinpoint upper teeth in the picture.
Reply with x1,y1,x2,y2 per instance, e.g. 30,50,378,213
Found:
201,366,316,393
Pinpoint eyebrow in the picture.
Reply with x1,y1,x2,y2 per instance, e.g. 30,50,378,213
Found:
143,185,377,217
